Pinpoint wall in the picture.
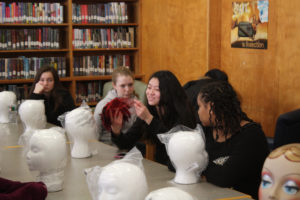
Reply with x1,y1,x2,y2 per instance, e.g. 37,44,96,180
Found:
214,0,300,137
141,0,209,84
141,0,300,137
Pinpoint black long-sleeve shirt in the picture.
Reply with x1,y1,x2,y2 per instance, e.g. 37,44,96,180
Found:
203,122,270,199
112,117,171,166
29,90,75,126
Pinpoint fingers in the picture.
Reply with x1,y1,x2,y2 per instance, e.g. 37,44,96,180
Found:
133,99,143,107
33,82,44,94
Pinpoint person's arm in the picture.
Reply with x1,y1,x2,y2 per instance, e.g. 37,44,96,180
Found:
111,118,144,150
61,90,75,112
94,97,113,139
28,92,46,100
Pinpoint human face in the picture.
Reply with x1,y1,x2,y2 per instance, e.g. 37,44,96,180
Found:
197,95,214,127
113,75,134,98
146,78,160,106
259,155,300,200
39,71,54,93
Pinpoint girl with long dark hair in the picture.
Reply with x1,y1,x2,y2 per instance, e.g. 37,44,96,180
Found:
29,66,75,126
110,70,197,167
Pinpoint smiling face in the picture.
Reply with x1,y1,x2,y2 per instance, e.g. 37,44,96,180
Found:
259,155,300,200
39,71,54,94
113,75,134,98
146,78,160,106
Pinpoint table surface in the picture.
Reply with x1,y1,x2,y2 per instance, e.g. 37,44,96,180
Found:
0,123,253,200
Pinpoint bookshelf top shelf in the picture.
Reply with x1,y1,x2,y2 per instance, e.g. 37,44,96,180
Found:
0,49,69,53
0,23,68,27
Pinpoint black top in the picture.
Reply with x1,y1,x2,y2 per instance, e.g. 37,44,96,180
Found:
111,117,174,169
29,89,75,126
203,122,269,199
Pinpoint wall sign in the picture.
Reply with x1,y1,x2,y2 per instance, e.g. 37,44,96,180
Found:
231,0,269,49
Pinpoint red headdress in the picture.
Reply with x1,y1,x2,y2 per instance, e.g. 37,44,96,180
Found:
101,97,132,131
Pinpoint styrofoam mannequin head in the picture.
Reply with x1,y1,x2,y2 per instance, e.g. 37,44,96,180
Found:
259,143,300,200
145,187,195,200
26,128,67,192
65,107,97,158
168,131,208,184
0,91,17,123
98,162,148,200
19,100,46,130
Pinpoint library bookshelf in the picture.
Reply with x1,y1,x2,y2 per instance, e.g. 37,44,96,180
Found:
0,0,142,106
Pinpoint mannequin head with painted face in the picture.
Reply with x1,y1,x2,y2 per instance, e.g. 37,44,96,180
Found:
259,143,300,200
168,131,208,184
65,107,97,158
97,161,148,200
0,91,17,123
26,128,67,192
145,187,195,200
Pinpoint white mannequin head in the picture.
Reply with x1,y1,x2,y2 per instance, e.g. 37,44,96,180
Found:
168,131,208,184
0,91,17,123
26,128,67,192
18,100,46,146
98,162,148,200
145,187,195,200
19,100,46,130
65,107,97,158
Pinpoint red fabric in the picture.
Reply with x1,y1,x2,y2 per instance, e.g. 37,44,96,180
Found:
101,97,131,131
0,177,47,200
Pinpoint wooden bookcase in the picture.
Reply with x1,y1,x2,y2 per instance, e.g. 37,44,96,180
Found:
0,0,142,106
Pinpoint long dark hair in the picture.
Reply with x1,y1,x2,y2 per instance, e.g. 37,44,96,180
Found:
29,66,67,111
198,81,252,138
147,70,196,129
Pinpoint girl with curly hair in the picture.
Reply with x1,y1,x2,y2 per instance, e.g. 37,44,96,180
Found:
197,81,269,199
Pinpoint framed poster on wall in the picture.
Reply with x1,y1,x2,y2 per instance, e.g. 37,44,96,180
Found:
231,0,269,49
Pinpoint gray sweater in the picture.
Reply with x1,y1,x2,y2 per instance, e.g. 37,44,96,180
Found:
93,89,137,143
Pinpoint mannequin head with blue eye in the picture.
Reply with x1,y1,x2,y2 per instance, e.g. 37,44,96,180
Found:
259,143,300,200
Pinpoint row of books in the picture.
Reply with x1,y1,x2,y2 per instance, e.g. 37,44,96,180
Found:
76,81,103,103
0,28,60,50
0,2,64,24
73,54,130,76
0,57,66,80
73,27,134,49
0,84,28,104
72,2,128,24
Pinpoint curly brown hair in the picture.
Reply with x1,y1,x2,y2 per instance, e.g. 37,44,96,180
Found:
198,81,252,138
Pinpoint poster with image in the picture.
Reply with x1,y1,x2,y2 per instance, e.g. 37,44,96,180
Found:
231,0,269,49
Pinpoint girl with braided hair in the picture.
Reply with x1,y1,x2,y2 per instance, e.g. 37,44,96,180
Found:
197,81,269,199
